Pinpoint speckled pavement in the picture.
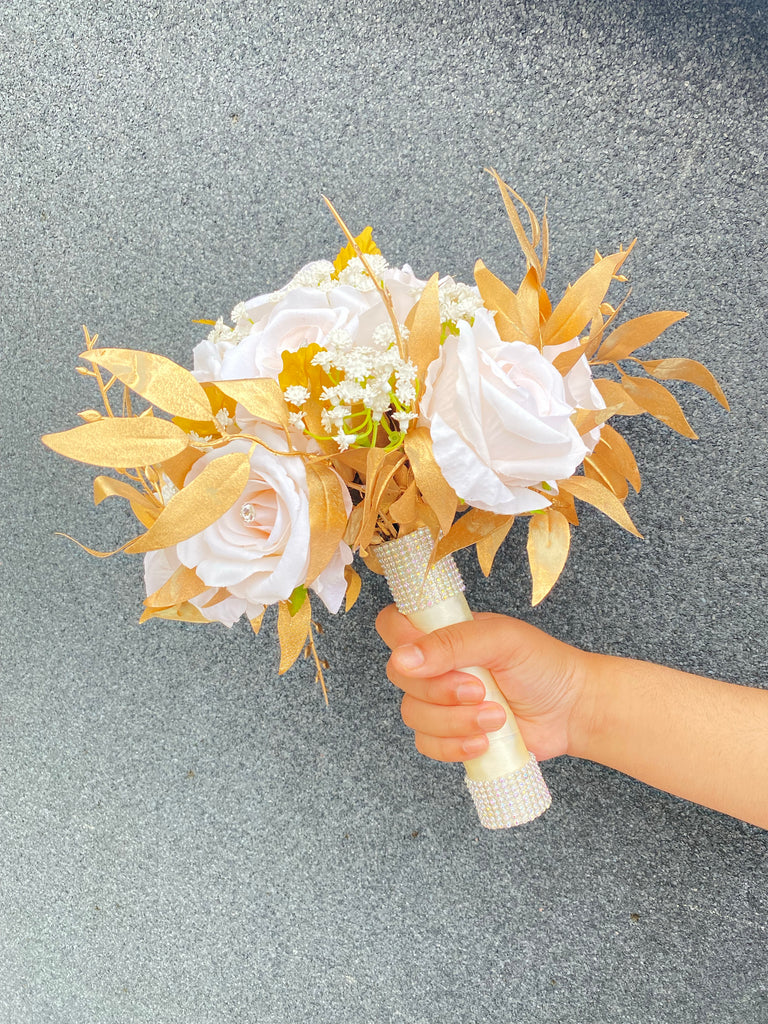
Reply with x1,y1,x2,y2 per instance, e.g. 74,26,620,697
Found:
2,2,767,1021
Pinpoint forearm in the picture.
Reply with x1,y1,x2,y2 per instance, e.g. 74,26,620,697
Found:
570,653,768,828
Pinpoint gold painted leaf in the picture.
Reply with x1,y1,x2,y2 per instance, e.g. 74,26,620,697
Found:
516,266,543,347
125,451,251,553
144,564,209,609
542,246,633,349
388,480,419,529
474,259,524,335
404,427,457,536
597,311,688,362
599,423,641,492
547,489,579,526
157,446,204,490
358,451,406,552
619,374,698,438
304,463,349,584
553,337,591,377
140,602,211,624
572,405,621,435
214,378,290,430
333,225,380,278
405,272,441,395
277,595,312,674
434,507,511,562
558,476,642,538
527,509,571,606
42,417,190,468
77,409,103,423
250,611,265,635
585,451,629,501
486,168,543,278
641,358,729,410
81,348,213,421
476,517,515,577
594,379,644,416
344,565,362,611
93,475,159,512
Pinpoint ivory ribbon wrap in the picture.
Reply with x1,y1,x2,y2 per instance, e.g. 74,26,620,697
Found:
377,527,551,829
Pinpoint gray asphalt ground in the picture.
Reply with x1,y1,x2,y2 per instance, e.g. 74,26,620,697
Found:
2,1,767,1021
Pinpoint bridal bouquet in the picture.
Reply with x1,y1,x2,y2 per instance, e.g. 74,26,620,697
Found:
43,170,727,828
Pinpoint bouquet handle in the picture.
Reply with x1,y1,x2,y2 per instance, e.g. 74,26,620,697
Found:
378,528,551,829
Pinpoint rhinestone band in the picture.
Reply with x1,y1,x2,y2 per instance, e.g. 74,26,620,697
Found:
377,528,465,615
465,754,552,829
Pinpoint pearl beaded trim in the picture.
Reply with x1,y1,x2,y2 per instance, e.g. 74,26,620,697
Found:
376,527,464,615
465,754,552,829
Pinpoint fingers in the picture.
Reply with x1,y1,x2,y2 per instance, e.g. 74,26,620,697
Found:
413,730,490,763
388,614,530,679
401,693,507,738
375,604,425,651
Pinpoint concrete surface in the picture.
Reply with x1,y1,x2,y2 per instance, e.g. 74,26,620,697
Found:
1,1,766,1021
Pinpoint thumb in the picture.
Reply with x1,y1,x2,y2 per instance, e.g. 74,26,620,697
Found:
391,614,531,677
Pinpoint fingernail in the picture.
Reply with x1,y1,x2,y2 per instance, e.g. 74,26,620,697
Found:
477,707,507,731
463,737,488,756
456,682,485,703
393,644,424,670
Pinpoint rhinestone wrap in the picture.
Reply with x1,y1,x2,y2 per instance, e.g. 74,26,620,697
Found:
465,754,551,829
376,528,464,615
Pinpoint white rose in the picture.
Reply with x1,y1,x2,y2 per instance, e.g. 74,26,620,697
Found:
192,262,429,384
143,430,352,625
420,308,589,515
543,337,606,454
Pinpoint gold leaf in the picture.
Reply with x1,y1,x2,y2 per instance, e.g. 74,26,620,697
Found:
474,260,525,336
140,602,211,624
277,595,312,674
81,348,213,422
214,378,290,430
344,503,366,548
332,225,380,278
619,374,698,438
388,480,419,529
558,476,642,538
597,311,688,362
362,548,384,575
641,357,729,410
250,611,265,635
144,564,209,609
77,409,103,423
552,337,592,377
55,533,135,558
405,272,441,396
125,452,251,553
527,509,571,605
404,427,458,536
476,517,515,577
547,488,579,526
584,451,629,501
93,475,159,512
485,168,544,278
594,379,644,416
572,405,621,435
157,446,204,490
434,507,511,562
42,417,190,468
344,565,362,612
542,245,634,349
304,462,349,584
516,266,543,348
93,475,161,527
599,423,641,492
358,451,406,552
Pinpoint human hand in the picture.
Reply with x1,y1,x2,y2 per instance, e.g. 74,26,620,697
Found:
375,605,593,764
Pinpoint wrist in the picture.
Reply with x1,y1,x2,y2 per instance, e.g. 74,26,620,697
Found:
565,649,611,761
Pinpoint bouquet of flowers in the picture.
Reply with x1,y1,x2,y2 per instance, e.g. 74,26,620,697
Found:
43,170,727,828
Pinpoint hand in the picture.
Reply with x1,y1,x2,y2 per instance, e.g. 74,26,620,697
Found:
375,605,593,764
